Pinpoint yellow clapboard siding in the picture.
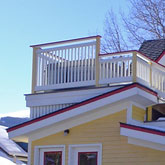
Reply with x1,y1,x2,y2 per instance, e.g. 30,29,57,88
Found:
147,106,152,121
132,105,145,121
31,109,165,165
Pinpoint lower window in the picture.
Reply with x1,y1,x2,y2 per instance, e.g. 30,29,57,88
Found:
44,151,62,165
68,144,102,165
78,152,97,165
34,145,65,165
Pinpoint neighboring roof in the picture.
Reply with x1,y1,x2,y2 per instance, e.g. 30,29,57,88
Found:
7,83,157,133
0,155,16,165
0,151,25,165
0,126,27,157
139,39,165,61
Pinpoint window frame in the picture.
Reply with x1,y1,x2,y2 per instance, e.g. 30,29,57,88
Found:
34,145,65,165
68,144,102,165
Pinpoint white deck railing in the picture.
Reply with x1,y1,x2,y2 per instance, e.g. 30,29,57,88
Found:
31,37,165,98
34,38,97,91
99,53,133,85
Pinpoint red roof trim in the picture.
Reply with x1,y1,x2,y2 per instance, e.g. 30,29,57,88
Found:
155,51,165,63
120,123,165,136
7,83,157,133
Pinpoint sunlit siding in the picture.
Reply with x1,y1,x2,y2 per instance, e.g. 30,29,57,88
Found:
132,105,146,121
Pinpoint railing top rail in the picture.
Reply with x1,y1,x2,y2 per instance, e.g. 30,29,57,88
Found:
99,50,137,57
30,35,101,48
36,41,96,54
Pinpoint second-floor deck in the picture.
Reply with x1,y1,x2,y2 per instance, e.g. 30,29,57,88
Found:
31,36,165,99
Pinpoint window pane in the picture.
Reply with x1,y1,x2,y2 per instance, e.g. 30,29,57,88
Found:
44,151,62,165
78,152,97,165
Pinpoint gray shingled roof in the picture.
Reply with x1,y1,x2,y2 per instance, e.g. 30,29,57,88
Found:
139,39,165,61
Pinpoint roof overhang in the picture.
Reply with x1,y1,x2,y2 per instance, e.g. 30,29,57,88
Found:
7,83,158,142
120,122,165,151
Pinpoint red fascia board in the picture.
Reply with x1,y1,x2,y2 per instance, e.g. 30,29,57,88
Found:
155,51,165,63
30,35,101,48
120,122,165,136
7,83,157,133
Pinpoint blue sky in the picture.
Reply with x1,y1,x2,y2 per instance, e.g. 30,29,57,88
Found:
0,0,129,114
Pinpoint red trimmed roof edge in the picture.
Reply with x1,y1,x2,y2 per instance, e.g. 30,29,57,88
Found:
155,50,165,63
120,122,165,136
7,83,157,133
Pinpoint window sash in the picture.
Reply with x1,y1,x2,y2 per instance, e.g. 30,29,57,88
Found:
44,151,62,165
78,152,98,165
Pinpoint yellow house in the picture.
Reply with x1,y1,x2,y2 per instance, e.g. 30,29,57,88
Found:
7,36,165,165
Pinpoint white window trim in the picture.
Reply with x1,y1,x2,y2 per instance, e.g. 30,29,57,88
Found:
68,143,102,165
34,145,65,165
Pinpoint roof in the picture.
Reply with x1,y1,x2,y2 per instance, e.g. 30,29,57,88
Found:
7,83,157,133
0,151,25,165
120,122,165,136
139,39,165,61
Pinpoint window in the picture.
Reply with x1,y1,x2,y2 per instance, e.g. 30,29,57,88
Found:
34,145,65,165
44,151,62,165
68,144,102,165
78,152,97,165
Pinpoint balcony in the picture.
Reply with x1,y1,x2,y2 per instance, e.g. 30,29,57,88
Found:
31,36,165,99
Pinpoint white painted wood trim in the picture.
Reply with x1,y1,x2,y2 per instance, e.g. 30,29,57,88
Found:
99,77,132,85
29,101,129,141
36,41,96,53
120,127,165,145
9,87,158,140
27,138,31,165
26,86,120,107
68,143,102,165
34,145,65,165
35,80,95,91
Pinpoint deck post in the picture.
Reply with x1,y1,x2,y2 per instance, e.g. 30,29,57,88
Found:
149,62,152,87
31,47,39,93
95,36,101,87
132,51,137,83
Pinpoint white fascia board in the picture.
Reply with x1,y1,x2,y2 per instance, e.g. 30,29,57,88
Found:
120,127,165,145
30,102,129,141
128,137,165,151
10,88,134,139
144,121,165,128
137,88,158,105
27,138,32,165
26,86,120,107
9,87,157,140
